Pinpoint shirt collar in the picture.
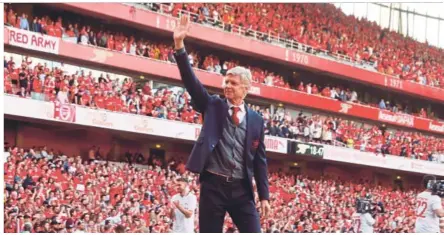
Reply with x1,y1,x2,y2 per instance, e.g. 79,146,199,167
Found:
227,99,246,113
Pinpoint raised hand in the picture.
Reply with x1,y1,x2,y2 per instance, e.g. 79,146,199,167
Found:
173,14,191,50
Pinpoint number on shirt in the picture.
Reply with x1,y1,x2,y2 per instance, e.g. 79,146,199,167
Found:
353,218,361,232
416,201,428,218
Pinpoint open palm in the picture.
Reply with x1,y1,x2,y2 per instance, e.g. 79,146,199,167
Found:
173,15,191,43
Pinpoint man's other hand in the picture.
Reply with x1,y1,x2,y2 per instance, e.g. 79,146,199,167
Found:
260,200,270,218
173,14,191,50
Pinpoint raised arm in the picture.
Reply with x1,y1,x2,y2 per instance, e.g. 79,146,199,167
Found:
173,15,210,113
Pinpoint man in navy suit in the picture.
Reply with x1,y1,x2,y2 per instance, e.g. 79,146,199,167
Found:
172,15,270,233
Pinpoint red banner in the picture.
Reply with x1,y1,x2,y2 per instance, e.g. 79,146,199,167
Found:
57,3,444,103
4,27,444,135
54,102,76,122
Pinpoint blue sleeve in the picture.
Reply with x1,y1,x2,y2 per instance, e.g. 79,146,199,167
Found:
173,48,210,113
253,120,270,201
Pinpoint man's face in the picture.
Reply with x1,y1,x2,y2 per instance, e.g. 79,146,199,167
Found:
54,206,61,213
223,74,247,102
177,181,187,193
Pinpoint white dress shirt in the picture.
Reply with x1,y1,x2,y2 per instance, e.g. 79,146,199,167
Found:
227,100,246,124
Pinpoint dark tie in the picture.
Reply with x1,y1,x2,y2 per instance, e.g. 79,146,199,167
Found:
231,107,241,126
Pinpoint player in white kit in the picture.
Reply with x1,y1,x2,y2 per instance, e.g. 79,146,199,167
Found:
352,211,376,233
414,176,444,233
170,178,197,233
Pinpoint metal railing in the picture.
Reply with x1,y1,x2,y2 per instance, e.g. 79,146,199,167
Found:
132,3,444,91
144,3,370,65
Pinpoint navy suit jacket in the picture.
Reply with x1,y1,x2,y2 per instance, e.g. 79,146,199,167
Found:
173,49,269,201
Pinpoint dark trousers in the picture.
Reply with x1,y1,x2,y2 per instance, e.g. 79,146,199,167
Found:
198,172,261,233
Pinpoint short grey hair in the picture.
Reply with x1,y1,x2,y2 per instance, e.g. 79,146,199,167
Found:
226,66,252,88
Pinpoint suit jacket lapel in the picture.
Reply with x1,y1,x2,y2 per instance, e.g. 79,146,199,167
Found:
222,98,229,119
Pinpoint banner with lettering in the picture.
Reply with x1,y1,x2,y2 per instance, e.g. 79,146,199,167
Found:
7,27,60,54
378,110,414,127
5,27,444,135
264,135,288,154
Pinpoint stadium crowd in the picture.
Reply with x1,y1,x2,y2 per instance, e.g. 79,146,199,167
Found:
4,4,444,233
4,52,444,163
4,3,443,121
150,3,444,90
4,145,420,233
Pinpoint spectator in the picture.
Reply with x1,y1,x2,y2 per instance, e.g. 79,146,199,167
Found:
30,18,41,33
56,87,69,104
89,31,97,46
79,29,89,45
330,87,338,99
306,83,312,94
379,99,386,109
65,219,75,233
350,90,358,102
73,23,79,38
129,41,137,55
19,13,29,30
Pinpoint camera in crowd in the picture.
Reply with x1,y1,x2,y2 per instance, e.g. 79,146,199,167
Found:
356,197,371,214
428,180,444,198
356,194,384,217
